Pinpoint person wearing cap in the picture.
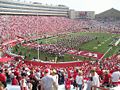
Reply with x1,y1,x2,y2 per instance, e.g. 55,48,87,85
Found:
76,70,84,90
41,69,58,90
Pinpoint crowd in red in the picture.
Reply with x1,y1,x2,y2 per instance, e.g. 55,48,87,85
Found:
0,16,79,43
0,15,120,44
0,54,120,90
0,15,120,90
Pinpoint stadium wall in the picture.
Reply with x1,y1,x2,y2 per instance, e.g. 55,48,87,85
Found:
0,0,69,17
0,0,95,19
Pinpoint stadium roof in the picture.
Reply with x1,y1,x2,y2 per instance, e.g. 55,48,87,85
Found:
96,8,120,17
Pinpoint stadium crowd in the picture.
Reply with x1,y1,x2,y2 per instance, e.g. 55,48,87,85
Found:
0,15,120,90
0,54,120,90
0,15,120,44
0,15,77,43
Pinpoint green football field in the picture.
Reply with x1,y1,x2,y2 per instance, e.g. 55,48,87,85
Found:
12,32,120,62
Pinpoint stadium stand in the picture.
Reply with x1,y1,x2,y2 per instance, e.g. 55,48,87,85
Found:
0,1,120,90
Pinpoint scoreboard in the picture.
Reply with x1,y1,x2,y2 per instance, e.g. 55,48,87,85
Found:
69,10,95,19
79,11,88,19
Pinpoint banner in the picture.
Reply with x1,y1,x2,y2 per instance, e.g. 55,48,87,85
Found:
67,50,103,59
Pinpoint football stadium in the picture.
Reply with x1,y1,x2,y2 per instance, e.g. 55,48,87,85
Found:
0,0,120,90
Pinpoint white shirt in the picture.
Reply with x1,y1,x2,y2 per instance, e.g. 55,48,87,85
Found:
35,72,41,80
42,75,54,90
76,75,83,85
112,71,120,82
20,79,28,89
52,75,58,85
92,74,100,87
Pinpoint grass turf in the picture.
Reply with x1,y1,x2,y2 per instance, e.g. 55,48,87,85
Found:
12,32,120,62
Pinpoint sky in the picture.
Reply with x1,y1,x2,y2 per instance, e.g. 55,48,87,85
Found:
25,0,120,14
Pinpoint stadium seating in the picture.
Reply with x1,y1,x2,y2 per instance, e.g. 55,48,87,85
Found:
1,15,120,44
0,15,120,90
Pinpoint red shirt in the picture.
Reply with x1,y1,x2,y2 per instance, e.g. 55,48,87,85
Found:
14,71,19,76
96,70,103,76
103,74,111,83
73,72,78,80
67,71,71,78
65,78,71,89
29,74,35,79
12,78,18,85
0,73,6,82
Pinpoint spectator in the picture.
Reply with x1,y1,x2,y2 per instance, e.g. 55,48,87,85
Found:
0,69,6,88
76,70,84,90
111,68,120,86
90,70,100,87
12,76,19,85
58,70,65,85
73,68,78,89
102,70,111,87
51,69,58,90
41,69,58,90
20,73,28,90
0,82,4,90
65,77,71,90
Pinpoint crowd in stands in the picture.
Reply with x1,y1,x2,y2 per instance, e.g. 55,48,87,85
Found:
0,54,120,90
0,15,120,90
0,15,120,44
0,15,76,43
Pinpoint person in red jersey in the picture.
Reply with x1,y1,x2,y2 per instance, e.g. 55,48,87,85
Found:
14,69,20,77
12,76,19,85
0,69,6,88
102,70,111,87
65,77,71,90
96,68,103,80
73,68,78,89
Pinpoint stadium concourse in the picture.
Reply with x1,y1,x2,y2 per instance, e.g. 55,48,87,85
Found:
0,9,120,90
